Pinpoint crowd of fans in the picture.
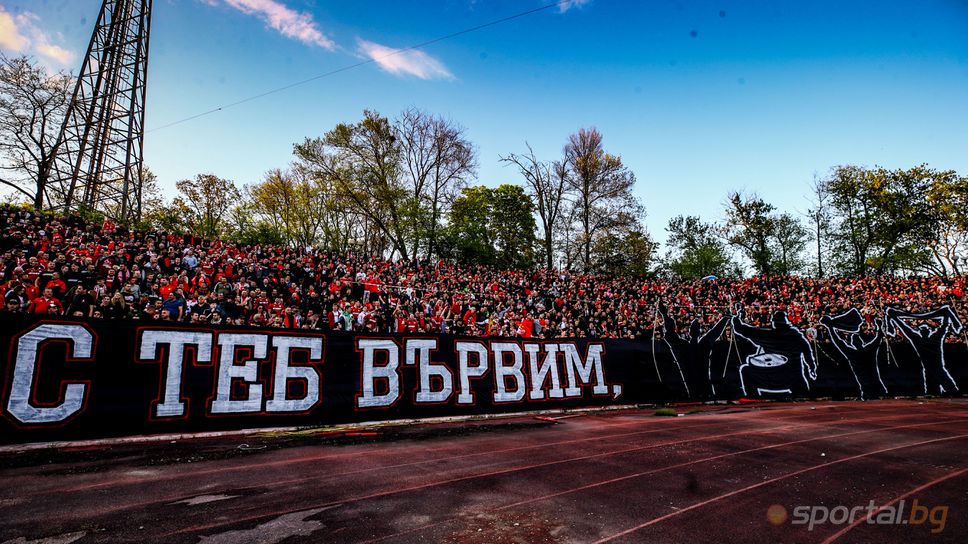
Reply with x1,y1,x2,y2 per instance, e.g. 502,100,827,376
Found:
2,206,967,342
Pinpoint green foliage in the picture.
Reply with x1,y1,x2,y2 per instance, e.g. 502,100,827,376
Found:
440,184,538,269
501,144,569,270
294,109,477,259
491,184,539,268
173,174,241,239
296,111,411,257
562,127,642,272
233,221,286,246
822,165,948,275
771,212,809,275
664,215,737,278
440,185,495,265
68,203,106,226
590,213,657,277
723,193,808,276
723,192,777,275
140,201,188,234
925,172,968,276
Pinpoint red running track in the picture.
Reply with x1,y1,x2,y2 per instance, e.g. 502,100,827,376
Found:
0,399,965,543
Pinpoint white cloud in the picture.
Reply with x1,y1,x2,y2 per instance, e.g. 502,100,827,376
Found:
0,7,30,51
34,42,73,65
215,0,336,50
357,38,453,80
0,6,73,65
558,0,592,13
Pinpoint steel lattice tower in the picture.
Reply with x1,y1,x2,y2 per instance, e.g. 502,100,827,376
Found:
50,0,152,223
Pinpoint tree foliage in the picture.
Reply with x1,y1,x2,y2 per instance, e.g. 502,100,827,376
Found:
246,167,335,249
561,127,641,272
397,107,476,258
805,176,832,277
820,165,953,276
440,184,538,269
5,77,956,282
501,143,569,270
925,172,968,276
590,212,657,277
723,192,808,276
663,215,737,278
0,54,72,209
293,109,475,259
173,174,241,239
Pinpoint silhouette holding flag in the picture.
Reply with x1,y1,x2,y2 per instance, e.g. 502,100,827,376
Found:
820,309,888,400
731,306,817,397
658,302,730,399
884,306,962,395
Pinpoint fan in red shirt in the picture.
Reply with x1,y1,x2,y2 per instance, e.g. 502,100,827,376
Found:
18,261,43,284
45,273,67,299
516,316,534,338
26,288,62,315
405,313,421,333
158,278,177,299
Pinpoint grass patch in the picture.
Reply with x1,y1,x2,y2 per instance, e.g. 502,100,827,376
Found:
654,408,678,417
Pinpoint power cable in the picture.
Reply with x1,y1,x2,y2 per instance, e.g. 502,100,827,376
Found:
147,0,574,133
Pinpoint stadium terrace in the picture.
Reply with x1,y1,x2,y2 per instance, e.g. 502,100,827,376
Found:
2,206,967,342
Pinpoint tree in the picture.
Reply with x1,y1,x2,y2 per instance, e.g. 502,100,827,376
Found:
0,55,72,209
173,174,241,239
723,193,808,276
822,165,940,275
440,184,538,269
490,184,539,269
247,167,335,248
823,165,876,275
501,143,571,270
561,127,641,272
108,166,162,227
590,212,657,277
142,198,190,234
294,110,415,259
440,186,493,265
771,212,809,275
723,192,777,275
554,201,582,270
228,200,286,246
923,171,967,277
866,166,937,274
134,167,164,225
805,175,831,277
397,108,476,259
663,215,735,278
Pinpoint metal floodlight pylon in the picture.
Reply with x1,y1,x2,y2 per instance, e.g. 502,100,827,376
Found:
49,0,152,223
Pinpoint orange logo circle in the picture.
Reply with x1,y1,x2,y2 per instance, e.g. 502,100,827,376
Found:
767,504,788,525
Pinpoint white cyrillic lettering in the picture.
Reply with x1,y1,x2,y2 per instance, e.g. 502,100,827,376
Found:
211,333,267,414
492,342,525,403
266,336,323,412
561,343,608,397
456,341,489,405
405,339,452,404
525,343,564,400
357,339,400,409
138,330,212,418
8,324,93,424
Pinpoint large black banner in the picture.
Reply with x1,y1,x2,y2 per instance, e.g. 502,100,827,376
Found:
1,307,966,444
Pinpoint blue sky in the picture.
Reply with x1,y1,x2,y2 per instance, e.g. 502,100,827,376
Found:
2,0,968,244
